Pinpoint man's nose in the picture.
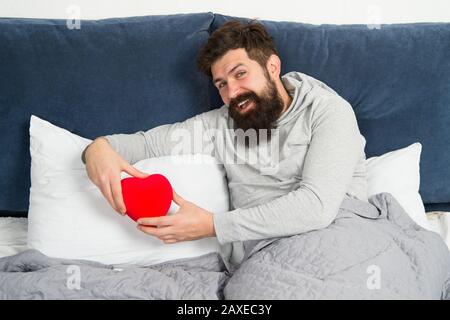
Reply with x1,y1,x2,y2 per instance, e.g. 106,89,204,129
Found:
227,79,241,101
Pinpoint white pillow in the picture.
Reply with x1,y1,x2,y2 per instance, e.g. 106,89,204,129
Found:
28,115,229,266
366,142,431,230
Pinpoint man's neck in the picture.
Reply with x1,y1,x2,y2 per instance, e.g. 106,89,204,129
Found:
278,83,293,116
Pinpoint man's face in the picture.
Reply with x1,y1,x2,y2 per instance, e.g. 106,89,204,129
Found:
211,48,284,132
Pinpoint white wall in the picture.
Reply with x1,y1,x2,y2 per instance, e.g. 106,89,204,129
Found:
1,0,449,24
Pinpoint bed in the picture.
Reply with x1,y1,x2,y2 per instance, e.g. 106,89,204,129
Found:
1,194,449,299
6,216,450,264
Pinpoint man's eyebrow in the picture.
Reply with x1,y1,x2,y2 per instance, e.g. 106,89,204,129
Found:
213,63,245,85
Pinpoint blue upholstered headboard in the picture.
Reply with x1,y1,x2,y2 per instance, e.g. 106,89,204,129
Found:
0,13,214,216
0,13,449,217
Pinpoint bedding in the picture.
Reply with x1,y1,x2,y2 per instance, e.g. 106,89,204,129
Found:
1,192,449,299
28,116,229,266
0,249,228,299
224,193,450,299
366,143,430,230
0,217,27,259
1,210,448,259
427,211,450,250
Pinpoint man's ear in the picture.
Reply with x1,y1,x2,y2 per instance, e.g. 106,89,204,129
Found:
266,54,281,78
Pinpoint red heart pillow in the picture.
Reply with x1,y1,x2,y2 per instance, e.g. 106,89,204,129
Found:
121,174,173,222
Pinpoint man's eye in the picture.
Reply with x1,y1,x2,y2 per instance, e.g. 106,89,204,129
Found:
236,71,246,78
218,82,226,89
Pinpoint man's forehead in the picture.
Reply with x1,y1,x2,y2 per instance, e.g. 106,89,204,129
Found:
212,49,252,78
213,62,246,83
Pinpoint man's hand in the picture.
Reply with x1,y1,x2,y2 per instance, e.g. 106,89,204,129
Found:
84,137,148,215
137,191,216,243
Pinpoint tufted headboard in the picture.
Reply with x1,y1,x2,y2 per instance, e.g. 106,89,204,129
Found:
0,13,214,216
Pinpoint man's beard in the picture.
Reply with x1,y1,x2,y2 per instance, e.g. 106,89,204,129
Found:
228,78,284,142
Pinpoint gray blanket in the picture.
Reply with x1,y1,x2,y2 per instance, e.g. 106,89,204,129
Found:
225,193,450,299
0,250,229,299
1,192,449,299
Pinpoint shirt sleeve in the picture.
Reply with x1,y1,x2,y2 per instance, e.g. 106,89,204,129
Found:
102,111,218,165
213,100,366,244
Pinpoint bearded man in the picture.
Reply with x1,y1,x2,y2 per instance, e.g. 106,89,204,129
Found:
82,20,368,270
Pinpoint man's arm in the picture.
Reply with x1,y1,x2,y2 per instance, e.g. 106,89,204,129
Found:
83,110,218,215
101,112,216,165
213,101,365,244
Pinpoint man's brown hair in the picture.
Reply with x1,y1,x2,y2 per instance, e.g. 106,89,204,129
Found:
197,20,279,78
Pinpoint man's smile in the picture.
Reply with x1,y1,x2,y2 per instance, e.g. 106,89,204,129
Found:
236,98,255,113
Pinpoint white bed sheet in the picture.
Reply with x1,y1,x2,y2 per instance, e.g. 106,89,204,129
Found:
0,217,28,258
427,211,450,250
0,213,449,259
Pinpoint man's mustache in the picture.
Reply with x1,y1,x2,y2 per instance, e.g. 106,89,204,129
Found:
229,92,259,110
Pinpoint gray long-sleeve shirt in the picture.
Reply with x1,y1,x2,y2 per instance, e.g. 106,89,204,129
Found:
104,72,368,268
